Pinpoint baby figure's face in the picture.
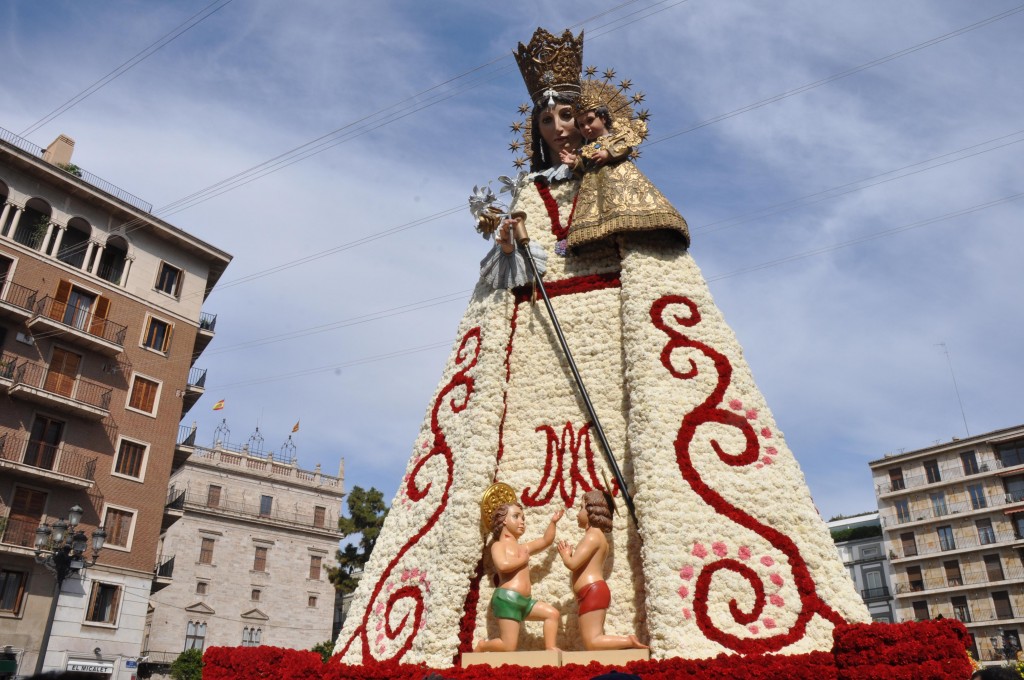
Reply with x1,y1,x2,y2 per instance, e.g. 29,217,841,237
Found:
575,110,608,141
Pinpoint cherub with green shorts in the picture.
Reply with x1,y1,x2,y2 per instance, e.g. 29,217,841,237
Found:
474,502,564,652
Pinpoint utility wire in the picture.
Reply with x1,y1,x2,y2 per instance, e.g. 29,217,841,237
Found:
19,0,235,137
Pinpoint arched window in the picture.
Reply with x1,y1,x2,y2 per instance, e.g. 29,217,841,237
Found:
55,216,91,269
241,626,262,647
98,235,129,285
184,620,207,650
12,198,51,251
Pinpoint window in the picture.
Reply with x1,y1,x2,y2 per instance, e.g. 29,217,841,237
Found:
998,439,1024,468
961,450,980,475
894,499,910,524
26,414,64,472
951,595,971,623
253,546,268,572
199,538,215,565
309,555,322,580
142,317,172,353
251,589,261,602
308,595,318,607
900,532,917,557
113,439,147,479
924,460,941,484
184,620,207,650
0,569,27,615
944,560,963,587
242,627,262,647
44,347,81,399
259,495,273,517
937,525,956,551
930,491,947,517
968,483,987,510
985,555,1006,582
128,374,160,414
859,545,880,559
103,507,135,549
889,468,905,491
993,590,1014,619
1005,475,1024,504
85,582,121,624
155,262,184,297
906,566,924,592
207,485,222,508
912,600,929,621
196,581,208,596
977,518,996,545
4,487,47,548
313,506,326,528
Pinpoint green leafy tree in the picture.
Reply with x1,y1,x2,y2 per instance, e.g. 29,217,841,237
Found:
326,486,388,595
310,640,334,663
170,648,203,680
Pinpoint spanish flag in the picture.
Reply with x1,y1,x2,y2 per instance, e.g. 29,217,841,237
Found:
212,399,225,411
291,420,300,433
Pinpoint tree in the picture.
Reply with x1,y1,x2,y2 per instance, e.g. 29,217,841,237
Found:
170,648,203,680
310,640,334,663
326,486,389,595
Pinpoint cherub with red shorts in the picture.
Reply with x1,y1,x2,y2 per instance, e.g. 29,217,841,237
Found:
557,490,648,650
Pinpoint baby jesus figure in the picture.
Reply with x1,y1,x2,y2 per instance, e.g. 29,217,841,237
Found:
557,490,648,650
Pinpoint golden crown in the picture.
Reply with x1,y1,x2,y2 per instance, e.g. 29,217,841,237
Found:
514,28,584,107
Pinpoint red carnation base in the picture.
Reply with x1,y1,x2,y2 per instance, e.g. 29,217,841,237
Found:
202,620,971,680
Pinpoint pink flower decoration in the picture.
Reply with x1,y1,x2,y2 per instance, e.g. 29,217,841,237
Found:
377,645,386,655
683,608,692,620
376,621,383,631
386,582,394,591
756,464,764,469
729,399,743,410
763,618,777,629
680,565,694,580
761,556,775,567
401,569,411,581
738,546,752,560
712,542,728,557
376,633,385,644
748,625,760,635
770,594,785,607
692,543,707,558
410,567,420,578
760,427,773,438
766,446,778,456
745,409,758,420
678,585,689,598
770,573,784,587
422,441,429,449
762,455,773,465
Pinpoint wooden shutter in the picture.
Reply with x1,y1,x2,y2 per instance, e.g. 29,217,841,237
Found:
50,280,72,321
162,322,173,353
44,347,81,397
89,295,110,336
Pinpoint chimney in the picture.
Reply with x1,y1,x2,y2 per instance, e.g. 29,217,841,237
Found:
42,134,75,166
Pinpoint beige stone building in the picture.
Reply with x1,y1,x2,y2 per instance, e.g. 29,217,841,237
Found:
870,423,1024,665
143,432,344,669
0,127,230,678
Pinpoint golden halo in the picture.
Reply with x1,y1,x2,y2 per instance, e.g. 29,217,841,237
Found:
481,482,518,531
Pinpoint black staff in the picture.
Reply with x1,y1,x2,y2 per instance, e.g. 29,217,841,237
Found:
507,216,638,527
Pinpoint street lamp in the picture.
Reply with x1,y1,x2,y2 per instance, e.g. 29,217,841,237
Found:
32,506,106,675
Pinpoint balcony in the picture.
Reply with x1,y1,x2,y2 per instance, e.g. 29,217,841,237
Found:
0,280,38,322
890,529,1020,563
893,566,1024,598
28,296,126,356
163,489,185,531
878,458,1010,497
152,555,175,593
182,367,206,416
881,490,1024,529
861,586,891,601
8,359,111,420
174,424,197,471
0,430,97,488
175,490,340,535
0,351,16,388
1,515,44,549
193,312,217,355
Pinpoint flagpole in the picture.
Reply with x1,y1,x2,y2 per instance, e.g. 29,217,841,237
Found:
513,224,638,527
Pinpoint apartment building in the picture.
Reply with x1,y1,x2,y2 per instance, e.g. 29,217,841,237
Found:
826,512,897,623
144,430,343,672
0,128,230,678
870,423,1024,665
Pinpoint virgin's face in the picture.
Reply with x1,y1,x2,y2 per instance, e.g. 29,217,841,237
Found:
537,103,582,157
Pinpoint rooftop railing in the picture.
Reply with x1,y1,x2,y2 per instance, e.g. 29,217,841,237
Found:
0,124,153,213
176,491,339,532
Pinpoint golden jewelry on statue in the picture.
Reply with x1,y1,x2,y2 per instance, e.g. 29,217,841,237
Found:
480,482,518,531
513,28,584,108
578,67,650,156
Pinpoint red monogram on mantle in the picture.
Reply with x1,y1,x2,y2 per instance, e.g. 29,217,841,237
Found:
521,421,617,509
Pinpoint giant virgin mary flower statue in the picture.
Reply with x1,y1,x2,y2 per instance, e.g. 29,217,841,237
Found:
334,26,876,667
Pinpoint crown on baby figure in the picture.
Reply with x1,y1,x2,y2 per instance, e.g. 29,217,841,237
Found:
514,27,584,108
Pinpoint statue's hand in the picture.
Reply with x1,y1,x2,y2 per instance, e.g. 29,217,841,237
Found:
551,508,565,525
557,539,573,557
496,219,516,254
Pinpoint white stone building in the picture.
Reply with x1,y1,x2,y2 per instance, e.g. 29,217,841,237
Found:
826,512,897,623
143,432,343,671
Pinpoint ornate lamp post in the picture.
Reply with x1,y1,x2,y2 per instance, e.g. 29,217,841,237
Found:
32,505,106,675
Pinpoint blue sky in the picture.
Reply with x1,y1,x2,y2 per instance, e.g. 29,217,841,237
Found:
2,1,1021,521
